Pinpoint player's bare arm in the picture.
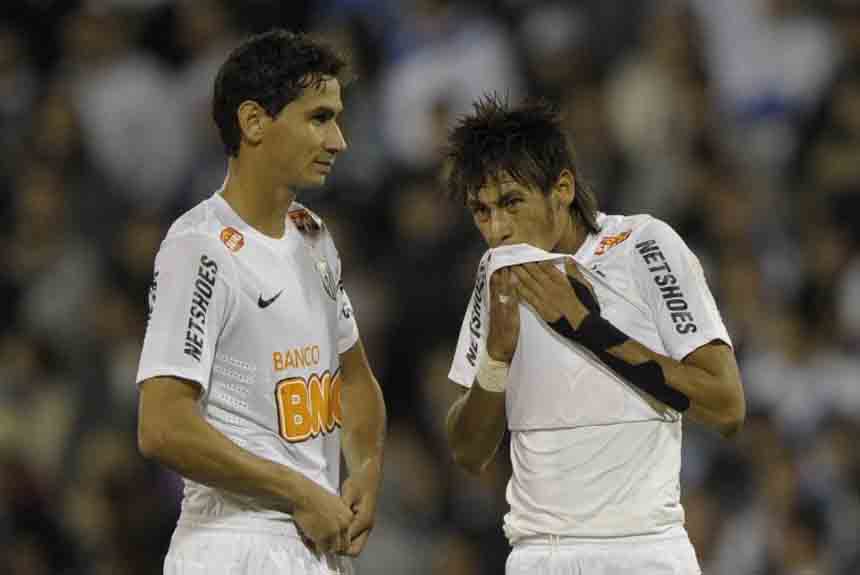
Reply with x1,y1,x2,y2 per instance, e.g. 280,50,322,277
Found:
512,261,746,437
137,376,354,552
338,338,386,557
447,269,516,474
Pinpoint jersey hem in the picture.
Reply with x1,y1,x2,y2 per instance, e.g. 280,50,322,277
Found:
136,365,207,390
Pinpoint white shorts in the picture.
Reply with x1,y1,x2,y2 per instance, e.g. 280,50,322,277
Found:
163,523,354,575
506,530,701,575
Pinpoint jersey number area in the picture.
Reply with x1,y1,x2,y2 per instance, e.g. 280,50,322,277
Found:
275,370,343,442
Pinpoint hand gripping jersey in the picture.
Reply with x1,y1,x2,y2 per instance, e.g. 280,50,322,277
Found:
137,192,359,533
449,213,731,541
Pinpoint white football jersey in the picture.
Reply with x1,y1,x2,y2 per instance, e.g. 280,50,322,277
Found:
137,192,359,532
449,213,731,541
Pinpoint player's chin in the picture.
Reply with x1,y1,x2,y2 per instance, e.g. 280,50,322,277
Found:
296,173,328,189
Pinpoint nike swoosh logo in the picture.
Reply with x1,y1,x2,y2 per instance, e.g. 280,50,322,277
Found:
257,290,283,309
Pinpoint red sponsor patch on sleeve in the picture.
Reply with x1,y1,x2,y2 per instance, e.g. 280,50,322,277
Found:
594,230,631,256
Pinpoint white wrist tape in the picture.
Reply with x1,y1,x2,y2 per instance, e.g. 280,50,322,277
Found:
476,349,509,392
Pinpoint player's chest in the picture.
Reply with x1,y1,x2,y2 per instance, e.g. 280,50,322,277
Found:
232,241,339,329
576,248,652,337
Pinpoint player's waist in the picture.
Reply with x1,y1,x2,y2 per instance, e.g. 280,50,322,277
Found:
177,510,300,537
511,525,689,548
178,482,304,536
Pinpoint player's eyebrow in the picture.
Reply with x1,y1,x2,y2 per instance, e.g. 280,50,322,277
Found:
468,189,524,210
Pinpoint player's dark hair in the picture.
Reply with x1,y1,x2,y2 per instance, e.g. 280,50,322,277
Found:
213,29,348,157
445,94,600,234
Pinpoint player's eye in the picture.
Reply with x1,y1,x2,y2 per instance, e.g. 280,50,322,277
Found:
471,205,490,219
311,111,334,125
503,197,523,209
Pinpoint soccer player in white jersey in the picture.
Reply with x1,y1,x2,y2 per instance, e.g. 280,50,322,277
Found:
135,30,386,575
444,96,746,574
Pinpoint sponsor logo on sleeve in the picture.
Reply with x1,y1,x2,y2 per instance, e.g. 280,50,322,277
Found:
183,255,219,361
220,227,245,252
635,239,697,334
594,230,631,256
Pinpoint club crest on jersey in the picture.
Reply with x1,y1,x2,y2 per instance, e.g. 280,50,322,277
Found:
594,230,631,256
316,260,337,300
220,227,245,252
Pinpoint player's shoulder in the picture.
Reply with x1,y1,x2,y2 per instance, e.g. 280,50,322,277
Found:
288,201,326,236
598,213,684,245
587,212,648,258
288,201,341,254
590,212,690,261
159,195,237,257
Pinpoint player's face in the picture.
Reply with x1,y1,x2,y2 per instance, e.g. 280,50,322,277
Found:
468,173,570,251
265,76,347,188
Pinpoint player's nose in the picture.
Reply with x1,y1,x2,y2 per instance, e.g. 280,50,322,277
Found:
325,122,347,153
486,212,512,247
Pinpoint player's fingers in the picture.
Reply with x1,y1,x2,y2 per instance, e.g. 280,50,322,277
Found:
341,480,359,508
348,504,373,539
490,267,508,295
521,263,565,297
345,530,370,557
338,528,351,554
511,266,550,301
491,269,519,311
563,258,580,277
564,259,592,288
314,535,332,555
536,261,568,285
514,273,561,321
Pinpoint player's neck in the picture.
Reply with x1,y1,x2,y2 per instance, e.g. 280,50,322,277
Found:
553,212,589,255
222,160,295,239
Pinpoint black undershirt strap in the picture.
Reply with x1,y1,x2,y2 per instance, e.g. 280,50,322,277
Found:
548,274,690,412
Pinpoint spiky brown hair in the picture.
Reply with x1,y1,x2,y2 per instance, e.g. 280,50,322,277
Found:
445,94,599,234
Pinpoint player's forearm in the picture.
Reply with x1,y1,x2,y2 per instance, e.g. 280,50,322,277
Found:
140,411,312,513
446,385,506,474
340,373,386,475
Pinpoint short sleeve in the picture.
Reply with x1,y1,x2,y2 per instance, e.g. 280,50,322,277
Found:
136,234,234,390
337,279,359,354
631,219,732,360
332,247,359,354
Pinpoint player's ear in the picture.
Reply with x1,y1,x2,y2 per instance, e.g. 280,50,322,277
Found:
237,100,268,147
554,170,575,210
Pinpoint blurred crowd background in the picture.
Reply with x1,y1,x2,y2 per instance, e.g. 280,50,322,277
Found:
1,0,859,573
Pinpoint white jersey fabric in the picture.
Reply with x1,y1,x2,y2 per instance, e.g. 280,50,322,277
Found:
449,213,731,542
137,191,359,534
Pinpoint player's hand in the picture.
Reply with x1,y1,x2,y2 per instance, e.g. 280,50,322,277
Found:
511,260,596,328
293,479,354,555
340,458,382,557
486,268,520,363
